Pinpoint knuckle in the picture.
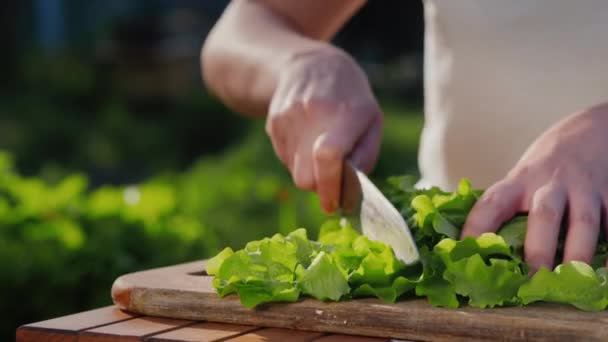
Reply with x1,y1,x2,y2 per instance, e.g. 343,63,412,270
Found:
313,143,343,163
532,203,560,223
509,166,530,180
572,210,600,227
551,166,568,180
570,166,593,181
477,189,506,212
265,115,281,136
293,174,314,191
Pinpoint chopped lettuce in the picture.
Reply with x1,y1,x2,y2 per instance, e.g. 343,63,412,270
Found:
435,234,527,308
208,221,416,307
518,262,608,311
295,251,349,301
208,177,608,312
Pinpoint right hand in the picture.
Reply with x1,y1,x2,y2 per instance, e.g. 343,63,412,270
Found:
266,47,383,214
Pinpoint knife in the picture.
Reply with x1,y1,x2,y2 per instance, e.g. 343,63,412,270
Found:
340,161,420,265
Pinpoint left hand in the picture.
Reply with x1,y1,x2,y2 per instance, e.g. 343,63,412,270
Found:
461,103,608,272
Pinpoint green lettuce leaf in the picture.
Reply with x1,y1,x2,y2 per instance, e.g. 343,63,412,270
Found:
349,235,405,286
318,219,359,247
425,234,526,308
210,230,305,307
206,247,233,276
518,261,608,311
209,219,417,307
352,276,417,302
415,248,459,308
295,251,349,301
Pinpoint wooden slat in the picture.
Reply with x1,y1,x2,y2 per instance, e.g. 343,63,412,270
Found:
16,306,138,342
146,322,258,342
313,335,392,342
223,328,323,342
111,261,608,341
80,317,194,342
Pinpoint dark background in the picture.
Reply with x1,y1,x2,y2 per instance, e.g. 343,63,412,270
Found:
1,1,424,339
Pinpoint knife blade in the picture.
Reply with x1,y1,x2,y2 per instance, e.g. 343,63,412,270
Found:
340,161,420,265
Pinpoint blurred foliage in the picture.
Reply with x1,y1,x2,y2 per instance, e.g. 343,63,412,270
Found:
1,54,248,181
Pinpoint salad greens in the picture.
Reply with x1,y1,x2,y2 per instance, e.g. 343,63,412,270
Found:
207,177,608,311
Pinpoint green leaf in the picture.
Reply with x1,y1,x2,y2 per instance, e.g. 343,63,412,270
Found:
350,235,405,286
318,219,360,247
412,195,435,228
427,233,525,308
431,213,459,239
444,255,526,308
415,251,459,308
457,178,472,195
296,251,350,301
233,280,300,308
285,228,315,267
518,261,608,311
206,247,233,276
352,276,417,302
498,216,527,253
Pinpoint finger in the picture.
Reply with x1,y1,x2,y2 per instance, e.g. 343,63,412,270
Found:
601,191,608,238
524,183,567,272
313,112,374,214
292,138,315,191
349,115,382,174
563,190,601,264
461,179,524,238
313,133,345,214
266,117,288,166
267,100,306,172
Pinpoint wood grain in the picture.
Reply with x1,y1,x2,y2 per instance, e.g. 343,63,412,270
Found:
222,328,323,342
312,335,392,342
112,261,608,342
146,322,259,342
80,317,194,342
16,306,138,342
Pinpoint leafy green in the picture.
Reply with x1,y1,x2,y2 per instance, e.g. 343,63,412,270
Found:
210,177,608,312
295,251,349,301
415,247,459,308
518,262,608,311
435,234,527,308
206,247,233,276
208,220,417,307
210,230,307,308
352,276,417,302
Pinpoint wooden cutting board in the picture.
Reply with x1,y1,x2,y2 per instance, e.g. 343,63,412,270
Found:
112,260,608,341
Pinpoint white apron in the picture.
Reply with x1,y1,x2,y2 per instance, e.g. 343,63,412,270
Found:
419,0,608,190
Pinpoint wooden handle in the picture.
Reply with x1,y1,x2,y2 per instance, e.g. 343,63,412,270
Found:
340,161,362,215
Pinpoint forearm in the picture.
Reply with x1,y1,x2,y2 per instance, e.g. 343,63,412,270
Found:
201,0,362,117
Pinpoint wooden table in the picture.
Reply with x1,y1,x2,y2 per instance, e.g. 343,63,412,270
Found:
16,305,395,342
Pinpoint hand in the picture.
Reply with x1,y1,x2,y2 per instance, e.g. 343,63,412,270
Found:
266,47,382,214
461,103,608,272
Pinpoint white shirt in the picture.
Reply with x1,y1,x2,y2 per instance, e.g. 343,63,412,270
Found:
418,0,608,190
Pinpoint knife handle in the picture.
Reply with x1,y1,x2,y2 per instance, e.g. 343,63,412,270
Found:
339,161,362,215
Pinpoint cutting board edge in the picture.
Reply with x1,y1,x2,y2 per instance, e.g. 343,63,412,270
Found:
111,276,132,310
110,260,608,342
